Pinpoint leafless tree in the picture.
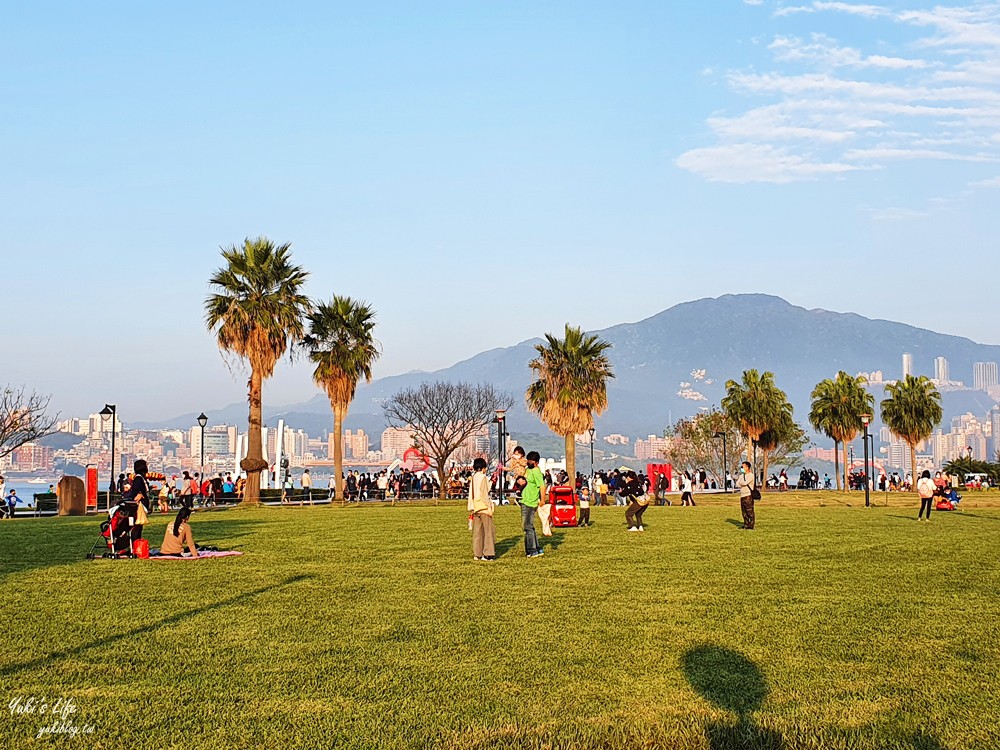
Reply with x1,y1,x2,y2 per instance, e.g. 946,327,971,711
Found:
0,386,59,460
383,382,513,503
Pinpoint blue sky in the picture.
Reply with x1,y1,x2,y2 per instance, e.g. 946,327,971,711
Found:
3,1,999,422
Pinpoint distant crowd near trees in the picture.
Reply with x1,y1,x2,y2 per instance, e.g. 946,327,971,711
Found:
201,236,954,500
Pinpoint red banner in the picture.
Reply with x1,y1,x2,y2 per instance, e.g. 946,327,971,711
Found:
86,465,98,510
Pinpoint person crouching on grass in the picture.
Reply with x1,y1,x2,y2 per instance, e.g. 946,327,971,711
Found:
468,458,495,561
623,470,648,531
521,451,546,557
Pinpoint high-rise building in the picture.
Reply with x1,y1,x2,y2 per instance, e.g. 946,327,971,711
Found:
380,427,415,459
934,356,949,382
902,352,913,378
973,361,999,391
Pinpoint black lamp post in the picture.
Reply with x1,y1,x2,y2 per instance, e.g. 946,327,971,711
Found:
714,431,728,492
494,409,507,498
861,414,872,508
197,412,208,484
99,404,117,495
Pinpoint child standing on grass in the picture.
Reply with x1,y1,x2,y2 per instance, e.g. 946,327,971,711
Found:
578,486,591,527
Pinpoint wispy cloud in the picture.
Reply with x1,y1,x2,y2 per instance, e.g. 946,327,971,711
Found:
677,2,1000,185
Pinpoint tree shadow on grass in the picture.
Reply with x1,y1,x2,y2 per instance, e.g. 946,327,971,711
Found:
681,644,784,750
725,519,743,527
0,574,314,678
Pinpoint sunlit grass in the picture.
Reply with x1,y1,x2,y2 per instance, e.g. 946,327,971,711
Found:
1,493,998,749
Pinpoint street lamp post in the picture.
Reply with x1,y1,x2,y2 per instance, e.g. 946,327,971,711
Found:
197,412,208,487
713,431,728,492
99,404,117,497
494,409,507,499
861,414,872,508
849,446,855,490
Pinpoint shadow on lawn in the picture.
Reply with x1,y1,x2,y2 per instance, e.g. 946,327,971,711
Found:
682,644,784,750
494,535,522,558
0,574,314,678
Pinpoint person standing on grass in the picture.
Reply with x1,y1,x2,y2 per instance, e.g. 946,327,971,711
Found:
681,471,696,507
468,457,495,560
578,486,591,527
736,461,756,530
301,468,313,505
521,451,546,557
917,470,935,522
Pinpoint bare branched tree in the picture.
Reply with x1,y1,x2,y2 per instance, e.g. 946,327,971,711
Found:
0,386,59,460
383,382,513,503
666,409,747,486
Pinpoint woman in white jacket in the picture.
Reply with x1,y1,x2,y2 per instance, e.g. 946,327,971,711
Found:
468,458,495,560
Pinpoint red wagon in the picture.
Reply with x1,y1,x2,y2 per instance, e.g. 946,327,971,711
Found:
549,485,577,527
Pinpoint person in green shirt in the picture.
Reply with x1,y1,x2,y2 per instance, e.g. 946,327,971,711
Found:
521,451,545,557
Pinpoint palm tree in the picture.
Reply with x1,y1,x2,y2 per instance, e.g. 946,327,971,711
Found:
755,403,799,484
526,325,614,485
809,372,874,491
881,375,942,488
303,296,380,505
721,369,786,470
205,237,310,505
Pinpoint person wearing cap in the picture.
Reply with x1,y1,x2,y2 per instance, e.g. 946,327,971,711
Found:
520,451,546,557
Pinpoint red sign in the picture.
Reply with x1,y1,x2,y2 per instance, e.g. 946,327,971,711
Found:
402,448,430,472
86,466,98,510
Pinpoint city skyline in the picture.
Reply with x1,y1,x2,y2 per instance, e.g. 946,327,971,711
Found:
5,2,1000,422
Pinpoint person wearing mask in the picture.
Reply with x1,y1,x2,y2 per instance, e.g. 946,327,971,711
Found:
160,506,199,557
917,470,936,522
521,451,546,557
736,461,756,530
467,458,495,560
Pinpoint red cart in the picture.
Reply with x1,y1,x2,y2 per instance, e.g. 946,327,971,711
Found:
549,485,577,527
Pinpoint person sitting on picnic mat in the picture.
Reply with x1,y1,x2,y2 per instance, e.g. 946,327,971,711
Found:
160,507,199,557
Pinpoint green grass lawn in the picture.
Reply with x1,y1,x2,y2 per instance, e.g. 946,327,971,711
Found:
1,494,999,749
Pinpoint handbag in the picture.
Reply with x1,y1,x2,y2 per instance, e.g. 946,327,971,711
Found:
135,502,149,526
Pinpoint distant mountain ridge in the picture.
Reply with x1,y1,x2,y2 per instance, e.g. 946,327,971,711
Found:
137,295,1000,439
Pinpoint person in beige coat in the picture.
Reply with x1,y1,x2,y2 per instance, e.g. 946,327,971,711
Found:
468,458,495,560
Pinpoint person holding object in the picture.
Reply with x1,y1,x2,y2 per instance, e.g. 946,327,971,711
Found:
736,461,756,530
129,459,151,541
467,457,495,560
521,451,546,557
916,469,935,522
623,470,648,531
160,506,199,557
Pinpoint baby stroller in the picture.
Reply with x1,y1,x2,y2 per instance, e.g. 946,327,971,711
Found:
87,502,137,559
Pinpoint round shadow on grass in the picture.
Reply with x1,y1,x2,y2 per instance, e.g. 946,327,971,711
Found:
682,645,783,749
682,645,768,718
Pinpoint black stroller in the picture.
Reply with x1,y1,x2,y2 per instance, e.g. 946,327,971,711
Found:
87,502,138,559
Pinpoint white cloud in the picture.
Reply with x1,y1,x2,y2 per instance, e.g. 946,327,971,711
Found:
776,2,891,19
675,143,858,183
677,2,1000,185
969,175,1000,187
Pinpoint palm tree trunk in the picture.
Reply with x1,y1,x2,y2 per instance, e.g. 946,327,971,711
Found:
833,440,841,491
333,403,345,506
565,434,576,487
910,443,918,491
241,369,264,506
842,441,850,492
762,450,770,491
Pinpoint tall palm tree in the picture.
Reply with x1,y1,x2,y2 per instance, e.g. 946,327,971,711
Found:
809,372,874,491
721,369,787,470
526,325,614,485
881,375,942,488
755,402,798,484
205,237,310,505
303,296,380,504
